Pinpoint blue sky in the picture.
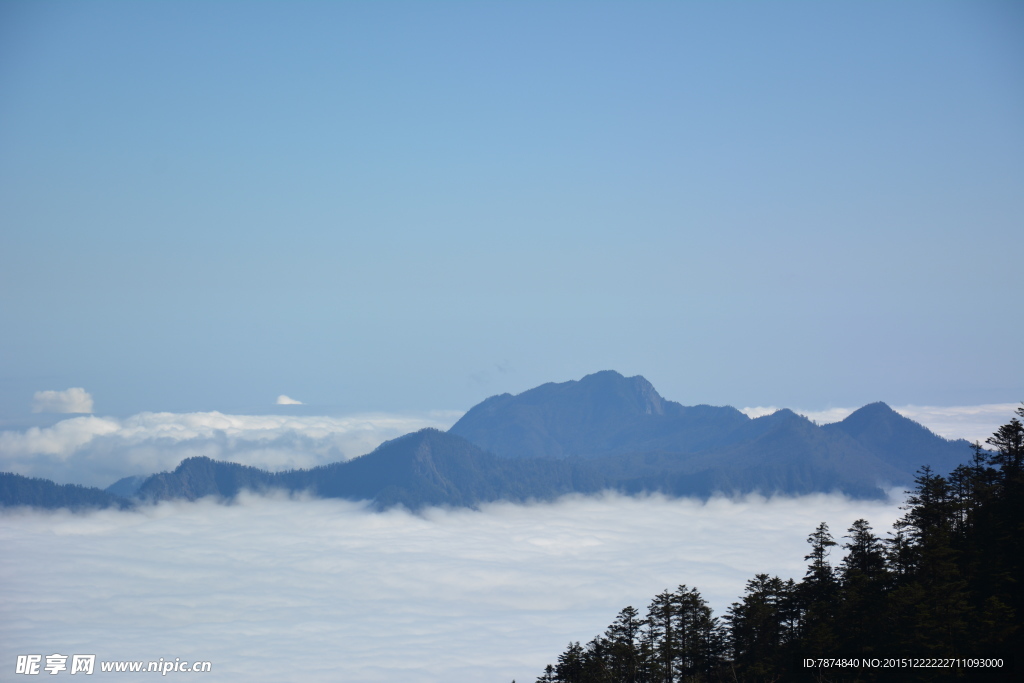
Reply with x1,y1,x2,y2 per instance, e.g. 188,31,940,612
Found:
2,0,1022,420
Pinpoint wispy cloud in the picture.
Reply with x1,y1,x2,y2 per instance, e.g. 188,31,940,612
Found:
31,388,94,414
0,492,904,683
738,406,781,419
275,395,303,405
0,411,462,487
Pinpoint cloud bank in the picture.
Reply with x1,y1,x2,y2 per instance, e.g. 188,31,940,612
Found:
893,403,1022,446
0,411,461,488
31,388,94,414
0,492,904,683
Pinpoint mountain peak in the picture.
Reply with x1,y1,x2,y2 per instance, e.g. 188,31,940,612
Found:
755,408,807,423
575,370,665,415
823,401,969,475
449,370,660,459
581,369,626,380
175,455,216,471
834,402,911,433
449,371,750,459
849,401,896,416
830,402,920,437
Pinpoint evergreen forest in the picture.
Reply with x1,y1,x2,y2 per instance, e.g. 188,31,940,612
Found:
531,406,1024,682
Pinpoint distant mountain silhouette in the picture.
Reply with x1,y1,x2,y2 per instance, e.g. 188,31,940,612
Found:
449,371,972,496
2,371,977,510
822,401,969,475
1,472,131,510
450,370,750,459
279,428,602,509
125,429,602,510
105,475,148,498
136,457,276,501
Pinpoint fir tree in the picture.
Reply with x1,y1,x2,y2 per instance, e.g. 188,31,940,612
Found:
726,574,796,680
798,522,839,655
837,519,889,656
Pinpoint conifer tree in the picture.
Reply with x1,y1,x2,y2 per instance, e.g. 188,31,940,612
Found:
604,607,643,683
798,522,839,655
837,519,889,655
726,574,795,680
554,642,585,683
645,591,677,682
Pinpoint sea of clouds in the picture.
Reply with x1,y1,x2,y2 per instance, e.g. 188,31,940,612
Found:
1,492,906,682
3,396,1014,680
1,399,1016,489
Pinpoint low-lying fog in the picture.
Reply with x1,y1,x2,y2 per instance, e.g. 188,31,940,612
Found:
1,492,904,682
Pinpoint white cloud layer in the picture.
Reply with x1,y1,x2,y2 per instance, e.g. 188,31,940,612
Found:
275,395,303,405
31,388,94,414
740,403,1019,445
0,492,904,682
0,411,461,488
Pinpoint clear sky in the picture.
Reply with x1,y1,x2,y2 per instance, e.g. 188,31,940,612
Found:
2,0,1022,420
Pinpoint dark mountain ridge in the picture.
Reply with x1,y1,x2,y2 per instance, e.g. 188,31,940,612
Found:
449,371,969,490
2,371,975,510
281,428,603,508
126,429,601,510
821,400,964,474
0,472,132,510
450,370,753,460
